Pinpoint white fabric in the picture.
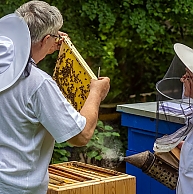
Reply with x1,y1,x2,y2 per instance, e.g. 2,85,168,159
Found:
177,129,193,194
0,13,31,92
153,100,193,152
174,43,193,74
0,64,86,193
0,36,14,74
159,101,193,116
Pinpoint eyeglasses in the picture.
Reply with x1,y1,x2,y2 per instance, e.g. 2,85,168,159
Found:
49,34,62,43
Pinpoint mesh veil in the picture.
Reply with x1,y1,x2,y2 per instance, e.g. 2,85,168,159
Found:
156,55,185,101
154,45,193,152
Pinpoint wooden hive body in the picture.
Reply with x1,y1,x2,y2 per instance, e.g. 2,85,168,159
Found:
53,37,97,112
47,161,136,194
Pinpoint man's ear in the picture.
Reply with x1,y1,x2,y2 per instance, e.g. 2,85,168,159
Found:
41,34,50,47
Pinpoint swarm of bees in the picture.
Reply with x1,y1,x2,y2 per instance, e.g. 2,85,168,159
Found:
53,37,97,111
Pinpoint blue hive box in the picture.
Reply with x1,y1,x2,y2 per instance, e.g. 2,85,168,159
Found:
117,102,184,194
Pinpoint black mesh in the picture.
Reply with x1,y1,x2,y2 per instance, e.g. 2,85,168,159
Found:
156,55,186,102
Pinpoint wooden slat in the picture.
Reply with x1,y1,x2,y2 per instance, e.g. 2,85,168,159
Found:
170,147,180,161
63,165,110,178
47,162,136,194
57,161,122,176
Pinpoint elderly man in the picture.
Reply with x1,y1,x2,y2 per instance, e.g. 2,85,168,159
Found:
154,43,193,194
0,1,110,193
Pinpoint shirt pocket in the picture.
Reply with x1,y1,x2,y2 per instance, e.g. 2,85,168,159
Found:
180,141,193,174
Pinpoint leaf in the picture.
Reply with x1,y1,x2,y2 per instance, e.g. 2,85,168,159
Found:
54,142,63,148
104,125,113,130
55,149,68,156
59,156,69,162
111,132,120,137
97,137,104,145
97,120,104,128
95,155,103,160
87,150,99,158
102,132,112,137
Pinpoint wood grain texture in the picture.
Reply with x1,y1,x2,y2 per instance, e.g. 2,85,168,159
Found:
47,161,136,194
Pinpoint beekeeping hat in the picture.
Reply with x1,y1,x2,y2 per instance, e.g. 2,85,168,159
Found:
174,43,193,73
156,43,193,101
154,44,193,154
0,13,31,92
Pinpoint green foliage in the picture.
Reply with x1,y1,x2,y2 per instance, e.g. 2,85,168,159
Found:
51,120,124,164
3,0,193,103
51,0,193,103
2,0,193,165
51,142,72,164
0,0,28,17
75,120,123,163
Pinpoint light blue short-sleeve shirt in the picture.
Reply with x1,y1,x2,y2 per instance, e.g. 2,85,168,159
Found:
0,65,86,193
177,128,193,194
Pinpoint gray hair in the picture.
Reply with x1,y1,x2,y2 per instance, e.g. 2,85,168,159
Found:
15,0,63,43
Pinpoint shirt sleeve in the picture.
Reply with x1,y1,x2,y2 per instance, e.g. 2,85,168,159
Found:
29,78,86,143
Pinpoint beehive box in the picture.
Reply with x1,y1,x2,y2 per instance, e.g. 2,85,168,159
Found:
47,161,136,194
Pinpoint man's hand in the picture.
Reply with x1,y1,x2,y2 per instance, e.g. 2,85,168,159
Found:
47,31,69,54
177,141,184,150
90,77,110,101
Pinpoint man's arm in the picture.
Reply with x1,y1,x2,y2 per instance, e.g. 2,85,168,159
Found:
67,77,110,146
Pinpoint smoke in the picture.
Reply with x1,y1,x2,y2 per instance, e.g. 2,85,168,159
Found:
99,138,125,170
101,147,123,160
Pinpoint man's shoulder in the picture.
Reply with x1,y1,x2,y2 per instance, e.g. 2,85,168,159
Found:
18,66,57,96
31,66,52,79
